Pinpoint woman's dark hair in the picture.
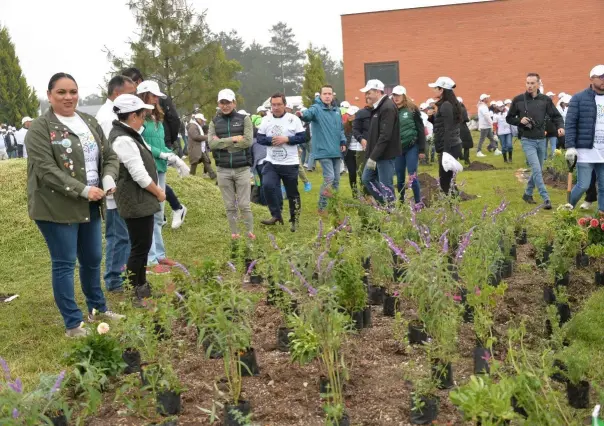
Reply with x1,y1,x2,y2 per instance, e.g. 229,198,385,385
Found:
48,73,77,91
121,67,145,83
437,89,463,123
114,107,146,122
138,92,164,123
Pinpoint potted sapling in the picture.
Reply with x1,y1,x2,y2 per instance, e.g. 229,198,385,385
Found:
143,361,184,416
450,375,518,424
547,223,585,287
585,244,604,286
559,344,590,409
403,359,439,425
275,287,298,352
334,258,368,330
289,288,352,426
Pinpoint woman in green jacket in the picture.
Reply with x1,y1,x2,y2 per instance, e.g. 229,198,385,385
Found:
26,73,124,338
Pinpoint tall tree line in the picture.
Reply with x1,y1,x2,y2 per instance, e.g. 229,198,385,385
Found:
215,23,344,111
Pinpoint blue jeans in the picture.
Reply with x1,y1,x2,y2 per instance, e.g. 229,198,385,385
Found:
521,138,549,201
148,172,167,264
104,209,130,291
570,163,604,212
318,158,341,211
36,203,107,329
362,158,396,204
499,134,513,153
546,136,557,158
395,144,421,203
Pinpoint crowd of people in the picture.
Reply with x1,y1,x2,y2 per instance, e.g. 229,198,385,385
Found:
17,63,604,337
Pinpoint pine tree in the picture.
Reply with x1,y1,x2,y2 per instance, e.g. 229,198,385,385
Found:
302,46,326,108
0,26,38,126
267,22,304,95
106,0,241,118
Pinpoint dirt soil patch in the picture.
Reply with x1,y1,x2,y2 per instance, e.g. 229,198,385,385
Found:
466,161,496,171
418,173,476,208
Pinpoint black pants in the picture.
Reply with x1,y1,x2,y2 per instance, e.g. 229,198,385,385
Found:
165,184,182,211
125,215,154,288
438,144,462,195
262,162,300,222
463,148,470,163
344,149,359,193
586,170,598,203
17,145,23,158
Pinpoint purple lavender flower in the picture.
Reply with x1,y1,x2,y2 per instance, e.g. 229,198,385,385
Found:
173,262,191,277
382,234,409,263
0,357,10,381
317,219,324,241
49,371,66,397
419,225,431,248
407,173,417,190
289,261,317,296
455,226,477,263
268,233,280,250
481,205,488,220
325,259,337,275
175,291,185,302
317,251,327,273
246,260,258,275
227,261,236,272
454,206,465,220
439,230,450,254
406,239,421,254
8,378,22,393
278,283,295,297
12,408,18,419
519,204,543,219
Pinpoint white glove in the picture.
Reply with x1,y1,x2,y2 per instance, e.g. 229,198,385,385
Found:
366,158,377,170
175,158,190,178
565,148,577,163
166,154,180,166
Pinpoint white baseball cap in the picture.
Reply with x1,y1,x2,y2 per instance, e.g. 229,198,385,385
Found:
428,76,456,90
590,65,604,77
238,109,250,116
340,101,351,108
456,97,463,103
480,94,490,101
256,106,267,113
558,92,567,98
347,106,360,115
360,79,385,93
136,80,166,98
113,94,155,114
561,94,572,104
391,85,407,96
546,91,555,97
495,101,504,107
21,116,33,125
285,103,293,110
426,98,436,105
504,99,512,105
217,89,236,102
193,113,206,121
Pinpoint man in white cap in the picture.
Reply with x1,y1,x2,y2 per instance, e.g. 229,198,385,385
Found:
252,106,267,127
208,88,255,239
507,72,564,210
476,94,498,157
187,113,215,178
359,79,400,204
0,125,8,160
16,116,33,158
564,65,604,213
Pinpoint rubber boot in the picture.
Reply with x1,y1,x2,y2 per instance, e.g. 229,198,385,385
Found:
503,152,508,163
509,150,513,162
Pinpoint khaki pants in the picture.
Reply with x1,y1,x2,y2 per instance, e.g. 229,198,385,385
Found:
217,166,254,235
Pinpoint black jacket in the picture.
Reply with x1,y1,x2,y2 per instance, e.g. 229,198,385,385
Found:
366,97,401,161
433,101,462,153
159,96,181,148
506,91,563,139
352,107,372,143
459,104,474,149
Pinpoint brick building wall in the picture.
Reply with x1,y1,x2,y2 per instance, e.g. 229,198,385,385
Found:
341,0,603,113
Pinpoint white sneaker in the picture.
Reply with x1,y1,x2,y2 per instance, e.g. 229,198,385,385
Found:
88,310,126,322
476,151,487,158
494,149,502,156
65,322,89,338
580,201,592,210
172,205,187,229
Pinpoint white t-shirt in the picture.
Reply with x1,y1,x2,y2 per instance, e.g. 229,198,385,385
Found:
478,103,492,129
96,99,116,139
577,94,604,163
56,113,100,186
258,112,305,166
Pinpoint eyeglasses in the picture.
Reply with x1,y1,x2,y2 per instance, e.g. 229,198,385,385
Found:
596,75,604,81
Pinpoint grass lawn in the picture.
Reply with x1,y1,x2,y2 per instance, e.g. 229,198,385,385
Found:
0,133,569,387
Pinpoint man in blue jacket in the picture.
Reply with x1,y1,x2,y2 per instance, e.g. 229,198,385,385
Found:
564,65,604,213
301,85,347,213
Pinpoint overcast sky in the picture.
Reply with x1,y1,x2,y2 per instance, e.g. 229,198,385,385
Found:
1,0,490,98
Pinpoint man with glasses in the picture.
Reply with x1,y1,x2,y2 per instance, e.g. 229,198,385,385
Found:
563,65,604,215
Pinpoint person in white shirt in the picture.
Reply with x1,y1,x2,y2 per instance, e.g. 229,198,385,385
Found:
476,94,499,157
0,128,7,160
257,92,307,232
557,94,572,122
96,75,136,293
494,101,513,163
15,117,32,158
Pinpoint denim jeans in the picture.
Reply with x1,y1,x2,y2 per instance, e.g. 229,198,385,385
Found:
36,203,107,329
570,163,604,212
546,136,558,158
104,209,130,291
306,151,317,170
395,144,421,203
498,133,513,153
362,158,396,204
521,138,549,201
318,158,341,211
148,172,167,264
262,162,300,222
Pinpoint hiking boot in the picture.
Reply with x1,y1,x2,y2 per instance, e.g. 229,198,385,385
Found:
522,194,536,204
171,205,187,229
261,217,284,226
290,220,297,233
88,310,125,322
503,152,508,162
135,284,152,300
65,322,89,338
544,200,553,210
147,264,171,274
509,151,513,162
